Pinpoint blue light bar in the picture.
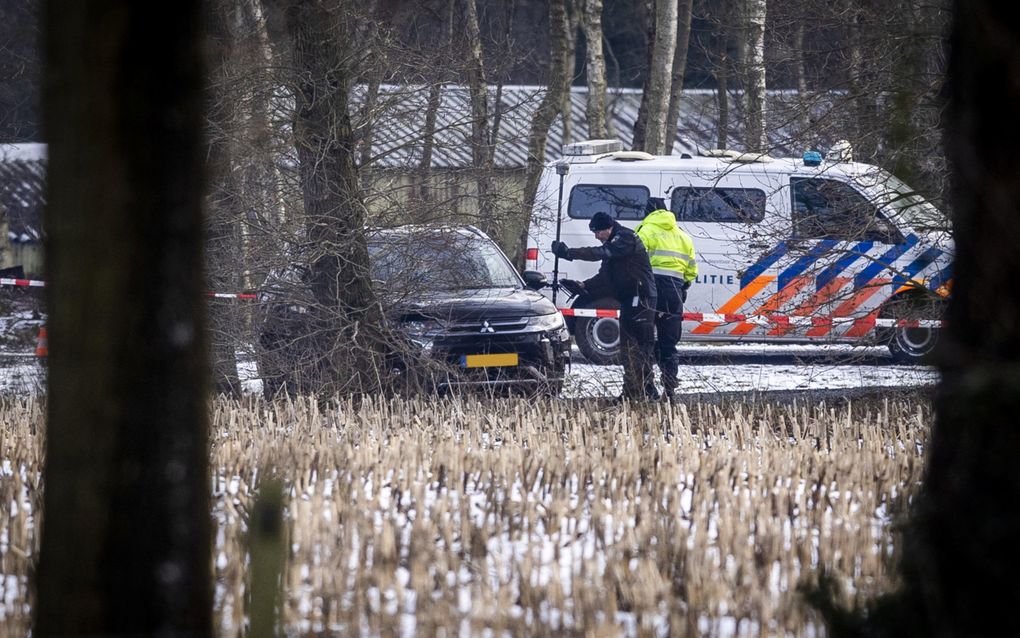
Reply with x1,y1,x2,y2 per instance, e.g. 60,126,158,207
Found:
803,151,823,167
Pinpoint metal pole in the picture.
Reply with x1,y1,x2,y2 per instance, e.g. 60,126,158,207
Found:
552,161,569,306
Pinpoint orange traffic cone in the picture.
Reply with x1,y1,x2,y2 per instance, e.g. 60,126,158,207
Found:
35,326,48,358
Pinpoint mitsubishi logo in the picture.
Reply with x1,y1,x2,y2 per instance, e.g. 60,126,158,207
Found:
480,320,495,333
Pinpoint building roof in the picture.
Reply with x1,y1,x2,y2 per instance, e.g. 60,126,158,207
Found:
360,85,843,170
0,144,46,243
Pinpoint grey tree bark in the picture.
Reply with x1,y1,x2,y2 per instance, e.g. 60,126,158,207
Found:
560,0,582,146
265,0,388,395
664,0,694,153
517,0,570,265
582,0,608,140
34,1,212,634
631,0,655,151
640,0,678,154
464,0,496,224
418,0,455,204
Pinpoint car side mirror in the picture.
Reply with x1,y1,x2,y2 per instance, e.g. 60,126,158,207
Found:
522,270,548,290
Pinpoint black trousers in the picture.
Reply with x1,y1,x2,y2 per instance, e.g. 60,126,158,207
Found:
654,276,686,392
619,298,657,399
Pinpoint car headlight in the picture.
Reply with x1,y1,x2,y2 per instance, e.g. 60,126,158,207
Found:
528,311,565,332
400,319,444,352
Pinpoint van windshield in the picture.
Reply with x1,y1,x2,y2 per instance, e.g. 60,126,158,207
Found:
859,171,948,232
368,230,522,293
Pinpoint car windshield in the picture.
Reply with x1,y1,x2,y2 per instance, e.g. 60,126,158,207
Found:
858,170,948,232
368,230,522,293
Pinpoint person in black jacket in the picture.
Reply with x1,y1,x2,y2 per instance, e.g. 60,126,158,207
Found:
552,211,658,401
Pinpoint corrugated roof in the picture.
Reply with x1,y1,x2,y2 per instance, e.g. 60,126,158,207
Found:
0,144,45,243
360,85,842,169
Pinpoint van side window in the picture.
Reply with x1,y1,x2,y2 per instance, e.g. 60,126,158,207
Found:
568,185,650,220
669,187,766,223
791,177,902,243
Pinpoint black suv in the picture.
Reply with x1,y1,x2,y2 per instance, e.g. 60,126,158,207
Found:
259,226,570,395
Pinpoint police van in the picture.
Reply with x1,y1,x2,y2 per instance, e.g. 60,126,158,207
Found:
524,139,953,364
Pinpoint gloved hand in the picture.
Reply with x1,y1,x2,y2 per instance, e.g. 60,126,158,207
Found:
551,240,570,259
559,279,585,297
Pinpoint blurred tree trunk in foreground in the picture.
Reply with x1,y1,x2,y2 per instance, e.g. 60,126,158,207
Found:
34,2,212,635
906,0,1020,631
811,2,1020,635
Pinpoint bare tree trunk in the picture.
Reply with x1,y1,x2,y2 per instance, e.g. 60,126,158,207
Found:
744,0,767,153
267,0,387,395
418,0,455,203
716,58,729,150
814,2,1020,634
419,82,441,201
703,0,731,150
665,0,694,152
911,2,1020,631
360,0,398,176
885,1,925,185
582,0,608,139
640,0,678,154
793,22,810,134
631,0,655,151
463,0,497,231
561,0,582,145
206,0,242,397
35,1,211,634
359,75,382,168
847,1,877,158
517,0,570,266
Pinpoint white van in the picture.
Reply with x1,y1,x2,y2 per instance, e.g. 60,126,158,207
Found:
525,139,953,364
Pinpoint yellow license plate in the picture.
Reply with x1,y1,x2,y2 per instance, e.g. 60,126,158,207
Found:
461,353,519,368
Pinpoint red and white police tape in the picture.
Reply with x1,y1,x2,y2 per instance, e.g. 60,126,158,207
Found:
0,278,941,329
1,277,257,299
0,277,45,289
557,307,944,329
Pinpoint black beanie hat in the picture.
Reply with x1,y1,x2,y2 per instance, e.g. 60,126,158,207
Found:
588,211,614,232
645,197,667,215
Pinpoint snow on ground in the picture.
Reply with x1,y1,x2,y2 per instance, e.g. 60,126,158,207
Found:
564,359,936,398
4,342,939,398
235,342,937,399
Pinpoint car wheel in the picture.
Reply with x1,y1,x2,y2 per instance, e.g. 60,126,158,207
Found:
573,297,621,365
882,295,944,364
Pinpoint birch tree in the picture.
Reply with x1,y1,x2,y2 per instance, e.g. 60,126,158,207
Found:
582,0,608,140
744,0,767,153
635,0,677,154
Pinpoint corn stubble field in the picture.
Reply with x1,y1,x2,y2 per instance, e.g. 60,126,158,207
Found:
0,395,931,636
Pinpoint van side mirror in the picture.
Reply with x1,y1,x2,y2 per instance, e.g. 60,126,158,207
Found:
522,270,548,290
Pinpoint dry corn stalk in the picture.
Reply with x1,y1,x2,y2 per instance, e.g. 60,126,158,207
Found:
0,395,930,637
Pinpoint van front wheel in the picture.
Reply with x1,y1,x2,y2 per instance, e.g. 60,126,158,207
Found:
882,296,944,364
573,297,621,365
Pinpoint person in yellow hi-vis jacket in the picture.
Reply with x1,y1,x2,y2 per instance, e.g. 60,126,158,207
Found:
636,198,698,401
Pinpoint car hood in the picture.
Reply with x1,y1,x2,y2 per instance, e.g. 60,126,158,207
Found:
392,288,557,322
